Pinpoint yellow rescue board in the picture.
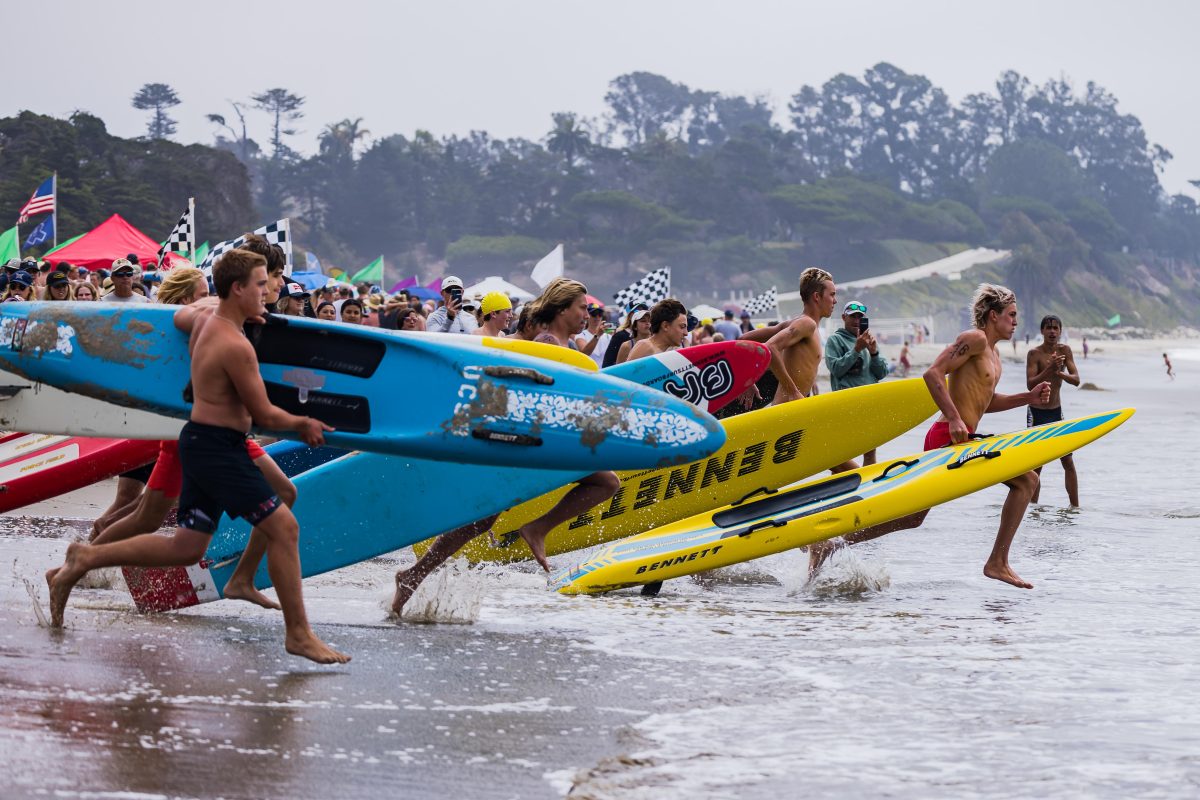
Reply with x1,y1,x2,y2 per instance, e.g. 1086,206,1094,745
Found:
434,377,938,564
552,407,1134,594
481,336,598,371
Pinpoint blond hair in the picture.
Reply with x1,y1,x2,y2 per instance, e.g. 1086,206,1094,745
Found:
526,277,587,326
157,267,206,306
41,283,75,301
971,283,1016,329
799,267,833,302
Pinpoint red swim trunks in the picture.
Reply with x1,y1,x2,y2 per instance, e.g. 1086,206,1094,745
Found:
923,421,975,451
146,436,268,498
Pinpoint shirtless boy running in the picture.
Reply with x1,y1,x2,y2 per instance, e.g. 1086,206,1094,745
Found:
810,284,1051,589
1026,314,1080,506
46,250,349,664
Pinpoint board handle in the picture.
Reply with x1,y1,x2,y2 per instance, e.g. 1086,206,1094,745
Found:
873,458,919,482
471,428,544,447
483,365,555,385
946,450,1001,470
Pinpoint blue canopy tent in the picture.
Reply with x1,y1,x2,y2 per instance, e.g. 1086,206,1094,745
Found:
288,270,331,291
406,286,439,301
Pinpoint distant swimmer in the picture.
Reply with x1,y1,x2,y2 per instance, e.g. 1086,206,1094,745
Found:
46,250,349,664
809,284,1051,589
899,340,911,377
1026,315,1081,506
1082,336,1089,360
1164,352,1174,380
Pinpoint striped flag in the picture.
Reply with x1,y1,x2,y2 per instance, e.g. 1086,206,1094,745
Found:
613,266,671,309
743,286,778,317
198,218,292,276
17,176,55,223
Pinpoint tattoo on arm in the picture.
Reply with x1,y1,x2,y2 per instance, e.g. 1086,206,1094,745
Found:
952,342,970,358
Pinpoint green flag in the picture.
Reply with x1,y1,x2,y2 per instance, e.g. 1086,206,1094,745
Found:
44,233,85,256
0,226,19,263
350,255,383,285
193,241,210,265
1106,313,1121,327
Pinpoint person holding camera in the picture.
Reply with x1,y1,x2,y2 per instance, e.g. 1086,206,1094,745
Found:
574,302,612,366
824,300,890,465
425,275,478,334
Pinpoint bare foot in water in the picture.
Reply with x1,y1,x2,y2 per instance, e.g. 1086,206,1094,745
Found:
222,578,282,611
47,542,91,628
285,630,351,664
807,538,845,578
983,561,1033,589
517,521,552,572
390,570,419,618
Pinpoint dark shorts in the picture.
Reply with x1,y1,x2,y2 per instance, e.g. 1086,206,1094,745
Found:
1027,406,1063,427
176,421,280,535
118,461,156,484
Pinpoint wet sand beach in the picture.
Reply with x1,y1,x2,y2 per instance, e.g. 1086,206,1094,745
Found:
1,339,1197,798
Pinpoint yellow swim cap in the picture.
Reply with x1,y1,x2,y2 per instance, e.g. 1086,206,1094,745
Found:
481,291,513,316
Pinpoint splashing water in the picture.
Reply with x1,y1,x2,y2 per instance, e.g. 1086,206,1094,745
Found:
393,558,485,625
793,547,891,598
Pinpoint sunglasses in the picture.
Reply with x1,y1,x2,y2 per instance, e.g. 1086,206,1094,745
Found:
845,303,867,314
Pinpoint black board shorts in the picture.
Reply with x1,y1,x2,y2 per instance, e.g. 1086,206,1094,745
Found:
176,421,280,535
1027,406,1064,427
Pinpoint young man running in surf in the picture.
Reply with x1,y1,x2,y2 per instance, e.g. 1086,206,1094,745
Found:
626,299,689,361
760,267,838,405
391,278,620,616
809,284,1052,589
46,250,349,664
1026,314,1080,506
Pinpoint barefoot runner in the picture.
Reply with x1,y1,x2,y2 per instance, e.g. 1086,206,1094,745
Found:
392,278,620,616
46,250,349,664
809,284,1052,589
93,265,296,609
1026,314,1080,506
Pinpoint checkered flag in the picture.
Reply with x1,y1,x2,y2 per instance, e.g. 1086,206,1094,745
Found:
743,286,778,317
613,266,671,308
157,198,195,266
199,218,293,276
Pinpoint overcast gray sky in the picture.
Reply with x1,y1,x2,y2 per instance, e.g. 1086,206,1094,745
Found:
8,0,1198,196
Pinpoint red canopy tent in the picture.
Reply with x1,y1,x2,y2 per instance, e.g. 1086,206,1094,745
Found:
41,214,187,271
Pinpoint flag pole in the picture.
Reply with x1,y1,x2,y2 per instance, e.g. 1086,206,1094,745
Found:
188,196,196,262
52,172,58,248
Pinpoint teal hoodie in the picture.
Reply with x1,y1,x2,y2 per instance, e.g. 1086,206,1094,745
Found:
824,327,890,391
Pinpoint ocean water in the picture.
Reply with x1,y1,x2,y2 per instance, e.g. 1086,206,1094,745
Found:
0,344,1196,799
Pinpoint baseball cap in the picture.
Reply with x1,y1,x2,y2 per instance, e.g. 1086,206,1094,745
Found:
19,258,37,273
631,309,650,323
442,275,464,291
111,258,136,275
48,270,70,287
282,282,311,298
481,291,513,316
2,259,19,272
843,301,868,316
11,270,33,288
740,310,751,318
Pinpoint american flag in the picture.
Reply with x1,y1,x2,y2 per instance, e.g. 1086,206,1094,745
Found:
743,286,779,317
17,176,55,224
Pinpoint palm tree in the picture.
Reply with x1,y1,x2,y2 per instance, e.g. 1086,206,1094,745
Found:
319,117,372,161
546,112,591,169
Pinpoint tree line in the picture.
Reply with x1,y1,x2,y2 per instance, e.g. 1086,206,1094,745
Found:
5,64,1200,310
